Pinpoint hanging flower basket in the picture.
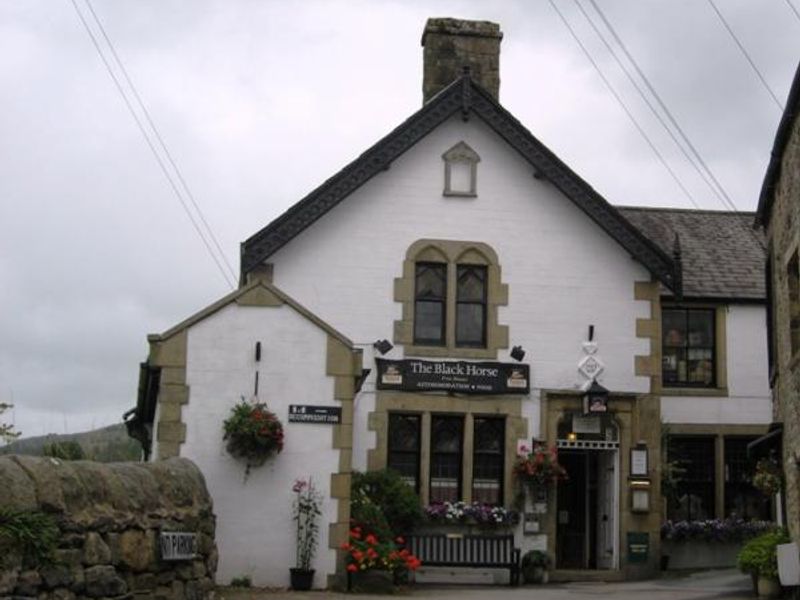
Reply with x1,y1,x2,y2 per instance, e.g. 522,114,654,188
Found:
752,458,782,496
222,399,284,473
513,444,568,494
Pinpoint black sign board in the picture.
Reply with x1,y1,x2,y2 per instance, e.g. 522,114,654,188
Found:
288,405,341,424
376,358,529,395
627,532,649,564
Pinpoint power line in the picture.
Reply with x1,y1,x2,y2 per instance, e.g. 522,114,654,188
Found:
83,0,238,285
708,0,784,112
68,0,236,289
787,0,800,24
574,0,729,211
547,0,701,209
586,0,740,213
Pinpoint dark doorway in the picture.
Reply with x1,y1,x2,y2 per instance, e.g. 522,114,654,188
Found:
555,449,616,570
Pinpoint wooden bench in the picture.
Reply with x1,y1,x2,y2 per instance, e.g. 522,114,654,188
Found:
406,533,521,586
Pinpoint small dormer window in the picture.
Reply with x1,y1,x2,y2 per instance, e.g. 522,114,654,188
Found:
442,141,480,197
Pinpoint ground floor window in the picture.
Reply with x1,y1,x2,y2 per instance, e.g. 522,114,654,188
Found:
666,434,772,521
387,414,421,493
724,437,771,520
667,436,715,520
386,411,506,506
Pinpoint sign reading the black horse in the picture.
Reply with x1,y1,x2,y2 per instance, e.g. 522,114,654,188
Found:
376,358,529,395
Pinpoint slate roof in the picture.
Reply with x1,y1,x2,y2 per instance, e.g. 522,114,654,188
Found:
617,207,765,301
241,72,680,293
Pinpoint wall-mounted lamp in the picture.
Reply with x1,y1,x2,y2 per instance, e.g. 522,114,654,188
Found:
510,345,526,362
583,379,609,414
373,339,393,355
567,432,577,442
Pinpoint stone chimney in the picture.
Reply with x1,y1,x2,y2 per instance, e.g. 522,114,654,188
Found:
421,18,503,103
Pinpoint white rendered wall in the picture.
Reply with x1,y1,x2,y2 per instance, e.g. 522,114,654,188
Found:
180,302,340,588
661,304,771,424
267,114,652,456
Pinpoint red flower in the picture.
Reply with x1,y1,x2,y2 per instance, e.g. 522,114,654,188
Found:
365,534,378,545
347,564,358,573
395,536,405,545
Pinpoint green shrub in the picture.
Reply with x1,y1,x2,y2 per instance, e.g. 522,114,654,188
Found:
43,440,85,461
350,495,393,541
229,575,251,587
0,508,59,566
737,528,790,578
351,470,422,535
521,550,551,583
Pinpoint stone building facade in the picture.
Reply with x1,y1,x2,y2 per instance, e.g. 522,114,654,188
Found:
756,60,800,542
128,18,772,587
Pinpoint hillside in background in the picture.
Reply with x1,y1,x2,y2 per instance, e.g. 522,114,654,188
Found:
0,422,142,462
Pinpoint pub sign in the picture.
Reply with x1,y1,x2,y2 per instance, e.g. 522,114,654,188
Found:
376,358,529,395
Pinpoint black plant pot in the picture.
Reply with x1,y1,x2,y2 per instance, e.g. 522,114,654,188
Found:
290,568,315,590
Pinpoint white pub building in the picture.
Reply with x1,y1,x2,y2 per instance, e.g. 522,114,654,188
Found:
126,18,771,588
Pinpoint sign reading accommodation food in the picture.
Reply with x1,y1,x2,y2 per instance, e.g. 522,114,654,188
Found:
288,405,342,424
375,358,529,394
159,532,197,561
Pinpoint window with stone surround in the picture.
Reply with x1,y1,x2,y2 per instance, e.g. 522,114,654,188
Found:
661,306,724,388
395,240,508,359
387,414,422,493
472,416,504,504
667,436,716,520
430,415,464,503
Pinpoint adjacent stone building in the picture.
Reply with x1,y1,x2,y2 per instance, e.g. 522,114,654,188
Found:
756,59,800,542
128,18,772,587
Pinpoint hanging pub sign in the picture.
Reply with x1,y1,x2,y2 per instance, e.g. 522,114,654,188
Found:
288,405,341,424
375,358,529,395
583,380,609,414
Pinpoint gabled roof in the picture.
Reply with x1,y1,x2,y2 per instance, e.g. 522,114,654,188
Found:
241,73,679,292
618,206,765,301
756,59,800,226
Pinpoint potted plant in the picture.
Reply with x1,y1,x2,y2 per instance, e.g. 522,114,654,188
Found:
737,528,790,598
521,550,551,584
513,444,568,498
341,526,421,592
290,478,322,590
222,398,283,478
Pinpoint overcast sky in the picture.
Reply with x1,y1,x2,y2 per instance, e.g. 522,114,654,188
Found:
1,0,798,440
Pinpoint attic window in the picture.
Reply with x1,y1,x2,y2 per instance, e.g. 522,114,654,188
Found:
443,141,480,197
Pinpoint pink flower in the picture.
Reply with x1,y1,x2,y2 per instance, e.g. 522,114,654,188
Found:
292,479,307,493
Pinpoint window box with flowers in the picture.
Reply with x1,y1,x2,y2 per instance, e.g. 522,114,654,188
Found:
513,444,568,501
423,501,519,533
222,399,284,478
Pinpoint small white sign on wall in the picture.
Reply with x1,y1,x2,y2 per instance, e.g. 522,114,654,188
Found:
529,534,547,551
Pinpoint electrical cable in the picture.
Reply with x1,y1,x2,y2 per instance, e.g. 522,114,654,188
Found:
68,0,236,289
708,0,784,112
547,0,701,208
586,0,740,212
83,0,238,285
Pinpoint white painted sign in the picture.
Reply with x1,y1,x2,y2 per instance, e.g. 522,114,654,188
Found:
573,415,601,434
160,532,197,561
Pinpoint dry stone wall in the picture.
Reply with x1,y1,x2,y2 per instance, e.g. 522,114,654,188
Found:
0,456,216,600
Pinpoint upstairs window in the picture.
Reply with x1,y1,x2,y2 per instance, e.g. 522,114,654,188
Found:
442,141,480,197
788,251,800,356
456,265,487,347
662,308,716,387
414,263,447,345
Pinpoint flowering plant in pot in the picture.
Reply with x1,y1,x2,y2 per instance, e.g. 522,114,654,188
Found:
222,398,283,477
521,550,551,584
341,526,422,592
290,478,322,590
513,444,567,494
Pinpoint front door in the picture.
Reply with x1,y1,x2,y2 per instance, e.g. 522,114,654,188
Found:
556,448,618,570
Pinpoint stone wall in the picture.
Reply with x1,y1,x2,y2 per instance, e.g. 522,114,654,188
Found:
766,104,800,542
0,456,216,600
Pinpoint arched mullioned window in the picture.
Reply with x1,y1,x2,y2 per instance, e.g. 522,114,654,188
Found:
394,239,508,359
442,141,480,197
